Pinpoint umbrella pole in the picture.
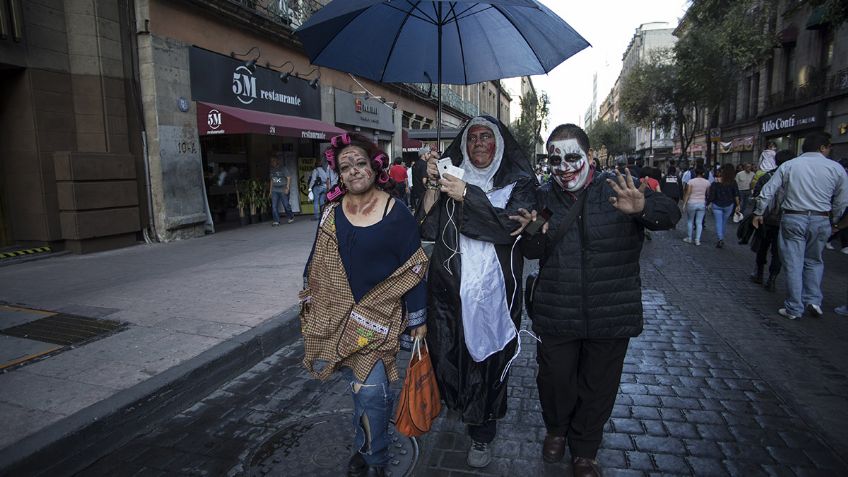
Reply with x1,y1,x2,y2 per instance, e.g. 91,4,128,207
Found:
436,3,442,150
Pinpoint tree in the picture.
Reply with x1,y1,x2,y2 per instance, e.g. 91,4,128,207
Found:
674,0,778,112
510,88,550,164
619,49,700,163
585,119,633,159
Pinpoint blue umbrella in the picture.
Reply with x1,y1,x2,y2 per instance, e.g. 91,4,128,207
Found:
295,0,589,142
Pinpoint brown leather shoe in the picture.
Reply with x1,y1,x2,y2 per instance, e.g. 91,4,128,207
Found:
572,456,602,477
542,434,566,463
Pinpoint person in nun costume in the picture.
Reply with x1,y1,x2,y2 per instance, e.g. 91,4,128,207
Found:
417,116,537,468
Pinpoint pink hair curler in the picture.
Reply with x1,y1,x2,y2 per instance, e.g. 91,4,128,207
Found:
377,171,389,184
327,184,346,201
373,153,387,169
330,133,351,148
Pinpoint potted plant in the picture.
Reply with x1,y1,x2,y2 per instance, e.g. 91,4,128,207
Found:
258,188,270,222
248,179,260,224
235,181,249,226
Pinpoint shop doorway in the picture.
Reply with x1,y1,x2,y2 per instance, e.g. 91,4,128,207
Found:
200,134,322,229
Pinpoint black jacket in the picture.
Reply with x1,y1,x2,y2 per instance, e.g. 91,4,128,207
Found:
418,116,536,425
520,173,681,338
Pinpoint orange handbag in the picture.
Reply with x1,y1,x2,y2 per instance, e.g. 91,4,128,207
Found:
394,337,442,437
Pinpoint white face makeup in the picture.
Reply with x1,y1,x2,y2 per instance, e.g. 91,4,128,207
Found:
547,138,590,192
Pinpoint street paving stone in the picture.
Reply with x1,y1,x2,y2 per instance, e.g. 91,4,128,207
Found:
76,219,848,476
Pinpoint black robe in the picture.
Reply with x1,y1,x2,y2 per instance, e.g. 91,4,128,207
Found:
419,116,536,425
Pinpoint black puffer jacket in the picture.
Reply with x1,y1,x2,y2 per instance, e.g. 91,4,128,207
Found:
521,172,680,338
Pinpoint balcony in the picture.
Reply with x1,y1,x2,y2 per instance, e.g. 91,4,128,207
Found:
229,0,325,30
407,83,480,119
765,67,848,113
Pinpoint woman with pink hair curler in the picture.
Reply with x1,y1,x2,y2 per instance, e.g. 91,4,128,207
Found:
300,133,428,477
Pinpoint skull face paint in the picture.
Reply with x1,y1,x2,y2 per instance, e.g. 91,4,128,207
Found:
547,139,590,192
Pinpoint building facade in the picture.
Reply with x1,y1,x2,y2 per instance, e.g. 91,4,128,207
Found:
0,0,145,253
676,1,847,168
0,0,513,252
620,22,677,166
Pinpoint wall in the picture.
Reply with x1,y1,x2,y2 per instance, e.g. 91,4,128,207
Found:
0,0,141,251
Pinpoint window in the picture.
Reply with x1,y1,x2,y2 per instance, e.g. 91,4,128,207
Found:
784,45,795,92
820,27,835,72
750,73,760,117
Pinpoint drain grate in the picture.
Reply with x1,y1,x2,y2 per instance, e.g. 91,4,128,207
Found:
0,313,127,346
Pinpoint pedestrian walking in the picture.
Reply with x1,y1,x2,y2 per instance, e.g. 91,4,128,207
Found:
735,163,755,213
682,168,710,245
410,148,431,213
308,159,334,221
417,116,536,469
707,164,741,248
660,165,682,203
511,124,680,477
753,132,848,320
299,133,428,477
269,153,294,225
388,157,409,205
749,150,794,291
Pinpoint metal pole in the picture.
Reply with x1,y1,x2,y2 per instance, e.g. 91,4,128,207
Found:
436,3,443,149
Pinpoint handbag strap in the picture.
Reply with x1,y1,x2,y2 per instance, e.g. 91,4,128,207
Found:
549,189,587,247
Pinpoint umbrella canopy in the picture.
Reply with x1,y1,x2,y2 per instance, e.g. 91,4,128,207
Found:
295,0,590,85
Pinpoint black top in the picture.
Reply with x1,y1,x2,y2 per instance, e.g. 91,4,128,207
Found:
708,181,739,207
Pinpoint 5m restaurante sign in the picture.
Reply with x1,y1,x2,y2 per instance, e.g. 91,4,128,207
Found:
190,47,319,119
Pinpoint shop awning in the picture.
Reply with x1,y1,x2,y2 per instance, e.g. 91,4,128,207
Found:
402,129,423,152
196,102,345,140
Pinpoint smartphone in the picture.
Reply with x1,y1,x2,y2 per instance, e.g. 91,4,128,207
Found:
438,158,465,180
523,208,552,235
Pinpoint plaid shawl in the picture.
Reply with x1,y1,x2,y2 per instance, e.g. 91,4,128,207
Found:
300,203,428,382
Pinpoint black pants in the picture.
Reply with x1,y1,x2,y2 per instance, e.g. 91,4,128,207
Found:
536,336,629,459
755,224,781,276
467,420,497,444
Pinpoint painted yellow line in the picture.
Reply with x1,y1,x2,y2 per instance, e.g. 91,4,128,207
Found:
0,346,64,370
0,246,51,260
0,304,56,317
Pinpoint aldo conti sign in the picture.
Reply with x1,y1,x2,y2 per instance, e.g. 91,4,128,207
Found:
760,103,824,136
190,47,319,119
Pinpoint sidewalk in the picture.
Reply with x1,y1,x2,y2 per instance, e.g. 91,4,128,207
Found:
0,219,317,474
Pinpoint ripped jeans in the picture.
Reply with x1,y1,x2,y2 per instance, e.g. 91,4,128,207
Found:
341,360,392,466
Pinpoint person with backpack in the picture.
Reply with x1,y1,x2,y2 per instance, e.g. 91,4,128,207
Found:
749,150,793,291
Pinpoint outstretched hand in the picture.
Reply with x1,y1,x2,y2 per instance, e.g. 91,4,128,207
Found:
606,169,646,215
508,208,549,236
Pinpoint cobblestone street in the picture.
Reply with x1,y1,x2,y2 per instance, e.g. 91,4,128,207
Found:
76,219,848,476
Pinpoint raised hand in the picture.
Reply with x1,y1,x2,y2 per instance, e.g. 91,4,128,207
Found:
606,168,646,215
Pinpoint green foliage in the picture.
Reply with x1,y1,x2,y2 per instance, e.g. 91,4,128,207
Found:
675,0,778,111
585,119,633,157
619,49,700,160
509,87,550,163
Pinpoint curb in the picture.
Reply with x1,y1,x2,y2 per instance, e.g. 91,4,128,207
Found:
0,305,302,477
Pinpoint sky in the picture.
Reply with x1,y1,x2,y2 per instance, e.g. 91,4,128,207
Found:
503,0,690,138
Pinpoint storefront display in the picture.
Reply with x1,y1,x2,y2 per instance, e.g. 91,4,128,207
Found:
190,47,343,228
